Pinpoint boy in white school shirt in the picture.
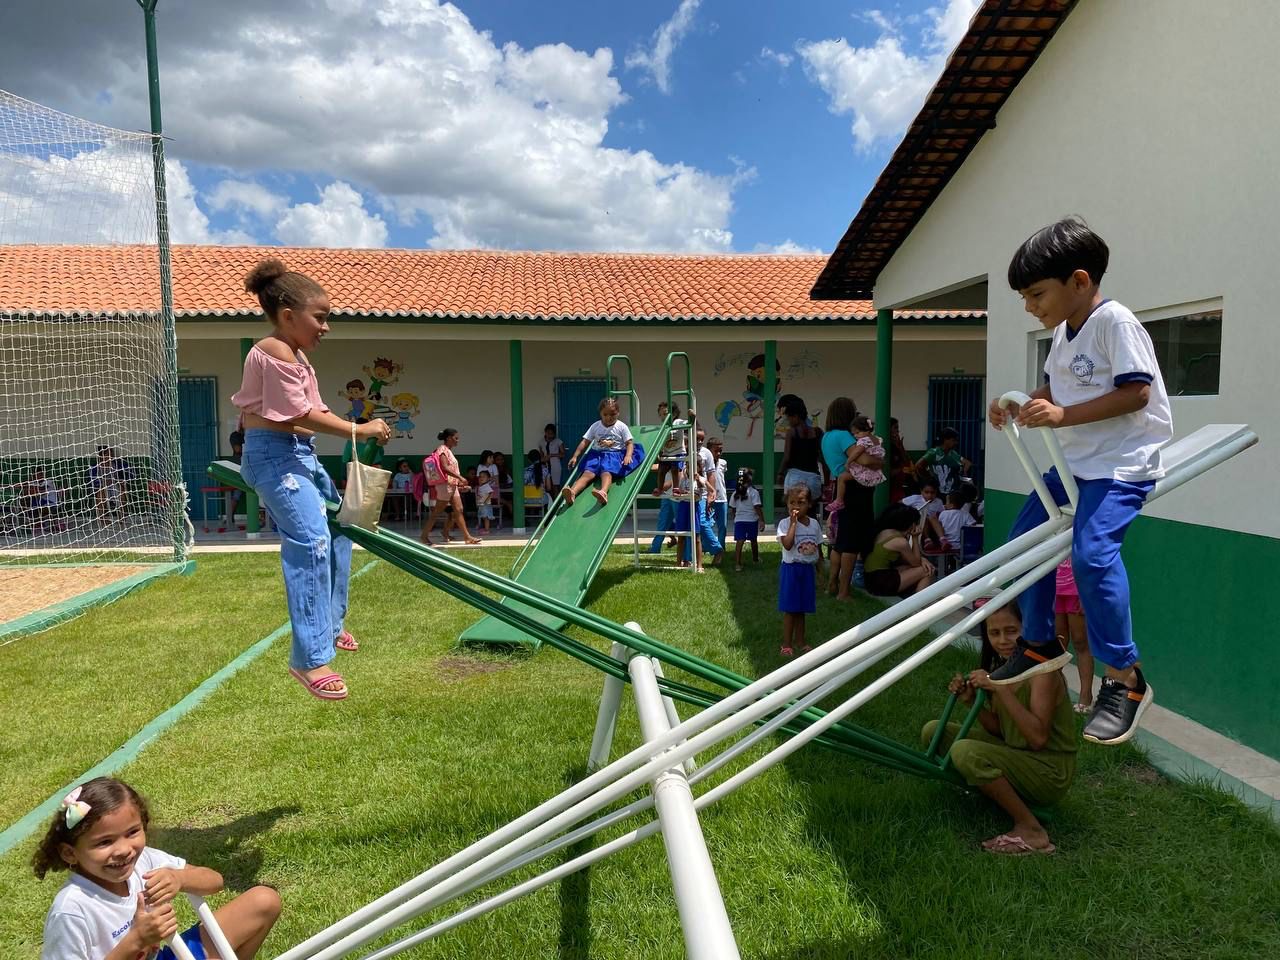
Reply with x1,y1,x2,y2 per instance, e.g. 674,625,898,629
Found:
988,217,1172,747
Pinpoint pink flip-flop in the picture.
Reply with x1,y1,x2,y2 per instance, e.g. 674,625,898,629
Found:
983,833,1055,856
335,631,359,652
289,667,348,701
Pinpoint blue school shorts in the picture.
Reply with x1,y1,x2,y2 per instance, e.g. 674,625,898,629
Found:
733,520,758,542
156,925,206,960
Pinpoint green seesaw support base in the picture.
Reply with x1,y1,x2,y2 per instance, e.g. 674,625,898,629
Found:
208,455,980,791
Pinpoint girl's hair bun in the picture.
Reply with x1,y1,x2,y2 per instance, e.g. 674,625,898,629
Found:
244,258,289,295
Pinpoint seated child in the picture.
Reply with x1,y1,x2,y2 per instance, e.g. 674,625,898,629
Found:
564,397,645,507
36,776,281,959
862,504,935,598
921,601,1077,855
926,490,976,549
652,401,687,498
389,459,414,521
901,477,944,525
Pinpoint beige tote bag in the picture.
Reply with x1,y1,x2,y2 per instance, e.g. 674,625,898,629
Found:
336,424,392,529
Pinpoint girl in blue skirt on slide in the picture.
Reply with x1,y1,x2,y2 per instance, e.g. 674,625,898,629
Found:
564,397,646,507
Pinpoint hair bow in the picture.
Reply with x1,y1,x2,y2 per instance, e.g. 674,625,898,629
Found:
62,786,91,829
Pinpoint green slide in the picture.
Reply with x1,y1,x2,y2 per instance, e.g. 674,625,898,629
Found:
458,423,669,648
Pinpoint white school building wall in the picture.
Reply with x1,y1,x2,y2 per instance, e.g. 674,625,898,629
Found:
176,324,986,460
871,0,1280,539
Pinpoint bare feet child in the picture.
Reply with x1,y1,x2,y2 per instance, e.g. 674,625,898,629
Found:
564,397,644,507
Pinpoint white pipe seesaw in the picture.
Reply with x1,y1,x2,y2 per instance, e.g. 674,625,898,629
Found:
273,416,1255,960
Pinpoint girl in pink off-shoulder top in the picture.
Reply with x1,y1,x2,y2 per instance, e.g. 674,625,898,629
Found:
232,258,389,703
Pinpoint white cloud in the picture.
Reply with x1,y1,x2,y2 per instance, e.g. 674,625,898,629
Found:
0,137,249,245
759,47,793,69
274,181,388,248
625,0,701,94
752,239,823,255
207,180,287,219
799,0,982,151
27,0,739,253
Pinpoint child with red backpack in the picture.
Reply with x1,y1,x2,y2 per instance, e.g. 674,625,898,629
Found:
419,428,480,545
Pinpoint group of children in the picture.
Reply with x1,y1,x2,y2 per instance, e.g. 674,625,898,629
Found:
30,215,1164,960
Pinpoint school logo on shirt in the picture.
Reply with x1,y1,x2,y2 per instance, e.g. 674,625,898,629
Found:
1070,353,1096,385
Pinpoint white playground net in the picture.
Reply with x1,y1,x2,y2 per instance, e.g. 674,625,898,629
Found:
0,89,187,566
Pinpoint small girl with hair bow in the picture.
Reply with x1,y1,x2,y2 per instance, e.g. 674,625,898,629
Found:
35,776,281,960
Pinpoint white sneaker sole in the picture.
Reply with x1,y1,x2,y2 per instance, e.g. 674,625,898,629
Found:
988,649,1073,686
1083,683,1154,745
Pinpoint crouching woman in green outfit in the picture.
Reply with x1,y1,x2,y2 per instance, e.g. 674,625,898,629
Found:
923,600,1077,855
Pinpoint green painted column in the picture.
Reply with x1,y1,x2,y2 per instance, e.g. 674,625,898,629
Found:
239,336,260,534
510,339,526,532
874,308,893,515
763,339,777,526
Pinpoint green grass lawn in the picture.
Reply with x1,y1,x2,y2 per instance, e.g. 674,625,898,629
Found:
2,547,1278,959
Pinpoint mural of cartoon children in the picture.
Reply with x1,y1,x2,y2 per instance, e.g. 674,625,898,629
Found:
363,357,402,401
742,353,782,438
338,379,372,423
389,391,420,438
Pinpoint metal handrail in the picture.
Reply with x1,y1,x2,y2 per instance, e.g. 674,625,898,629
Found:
997,390,1079,515
665,351,695,415
606,354,639,424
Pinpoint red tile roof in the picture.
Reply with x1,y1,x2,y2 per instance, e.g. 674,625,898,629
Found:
0,245,983,323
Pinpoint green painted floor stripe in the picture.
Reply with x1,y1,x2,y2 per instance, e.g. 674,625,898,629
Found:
0,558,380,858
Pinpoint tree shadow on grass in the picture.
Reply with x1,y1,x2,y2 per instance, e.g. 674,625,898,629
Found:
153,805,300,892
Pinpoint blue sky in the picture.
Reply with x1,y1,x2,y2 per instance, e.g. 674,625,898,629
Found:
1,0,980,252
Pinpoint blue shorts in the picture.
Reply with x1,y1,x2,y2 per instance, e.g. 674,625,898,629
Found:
156,924,206,960
779,562,816,614
733,520,757,542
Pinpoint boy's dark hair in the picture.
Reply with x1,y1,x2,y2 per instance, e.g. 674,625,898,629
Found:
33,778,149,879
229,430,245,447
918,474,939,493
978,601,1023,673
945,490,965,508
937,427,960,445
1007,216,1109,290
874,503,920,535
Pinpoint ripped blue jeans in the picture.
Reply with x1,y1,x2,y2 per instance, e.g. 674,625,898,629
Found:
241,430,352,670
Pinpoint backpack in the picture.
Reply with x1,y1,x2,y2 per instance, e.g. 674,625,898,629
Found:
411,469,426,504
422,450,446,487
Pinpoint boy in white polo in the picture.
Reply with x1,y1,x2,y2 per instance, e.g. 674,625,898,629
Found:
988,217,1172,746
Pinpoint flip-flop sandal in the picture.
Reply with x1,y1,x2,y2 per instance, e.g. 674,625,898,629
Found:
335,631,359,652
984,833,1055,856
289,667,348,701
1074,701,1092,714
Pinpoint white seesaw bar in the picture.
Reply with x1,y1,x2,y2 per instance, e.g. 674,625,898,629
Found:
275,420,1256,960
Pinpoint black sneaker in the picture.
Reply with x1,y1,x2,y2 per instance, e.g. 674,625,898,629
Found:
987,639,1072,685
1083,671,1154,745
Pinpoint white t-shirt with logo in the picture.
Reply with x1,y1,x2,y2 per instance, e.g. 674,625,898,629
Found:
777,515,822,565
583,420,633,451
41,847,187,960
1044,300,1172,481
730,487,762,523
902,493,944,521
